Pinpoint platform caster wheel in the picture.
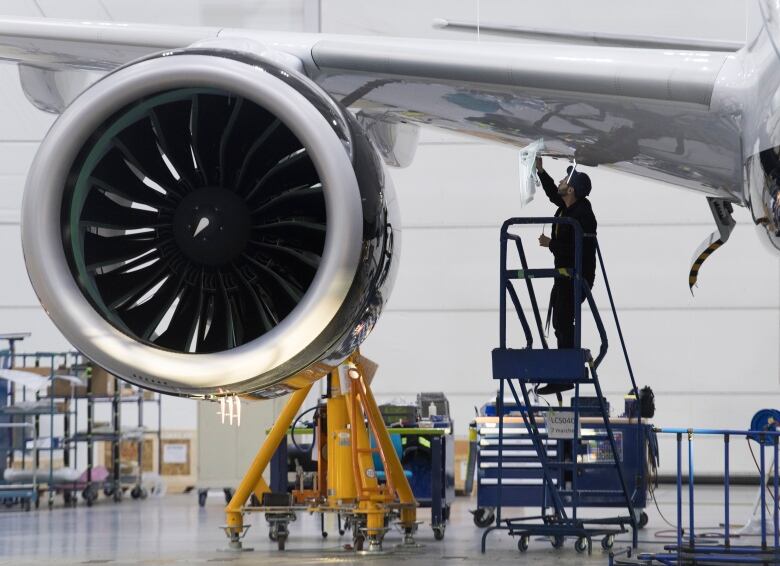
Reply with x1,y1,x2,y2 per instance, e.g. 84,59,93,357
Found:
112,489,123,502
433,525,445,541
277,532,288,551
472,507,495,528
198,490,207,507
22,499,31,512
82,485,98,507
269,530,278,542
517,535,529,553
575,536,589,554
638,511,649,529
601,535,615,550
353,534,365,552
131,486,148,500
550,535,565,549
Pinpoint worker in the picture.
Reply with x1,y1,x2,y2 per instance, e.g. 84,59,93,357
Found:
535,157,597,395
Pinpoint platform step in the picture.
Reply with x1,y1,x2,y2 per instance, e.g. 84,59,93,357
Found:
492,348,591,381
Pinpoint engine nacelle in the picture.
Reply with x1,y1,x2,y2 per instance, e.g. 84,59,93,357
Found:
22,49,399,398
747,148,780,253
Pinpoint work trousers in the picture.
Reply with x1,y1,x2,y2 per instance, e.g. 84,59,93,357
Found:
551,278,589,349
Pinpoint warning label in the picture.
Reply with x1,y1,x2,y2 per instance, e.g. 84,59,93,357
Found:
545,411,579,440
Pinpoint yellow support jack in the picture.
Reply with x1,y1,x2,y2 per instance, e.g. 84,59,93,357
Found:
222,353,418,553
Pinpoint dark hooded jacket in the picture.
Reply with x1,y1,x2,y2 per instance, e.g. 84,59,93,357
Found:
538,169,597,287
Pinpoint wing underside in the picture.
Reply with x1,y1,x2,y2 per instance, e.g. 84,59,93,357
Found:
0,16,745,200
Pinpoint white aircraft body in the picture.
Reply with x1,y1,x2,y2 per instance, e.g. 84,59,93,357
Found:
0,2,776,397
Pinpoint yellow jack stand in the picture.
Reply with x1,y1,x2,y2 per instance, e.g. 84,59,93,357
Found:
223,354,418,552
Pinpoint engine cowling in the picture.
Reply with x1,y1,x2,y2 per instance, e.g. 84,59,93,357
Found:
21,49,399,398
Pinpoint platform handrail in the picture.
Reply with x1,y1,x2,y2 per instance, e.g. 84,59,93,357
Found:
592,238,639,396
501,216,584,350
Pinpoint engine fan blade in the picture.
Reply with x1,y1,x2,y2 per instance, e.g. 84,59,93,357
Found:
91,148,175,210
119,271,186,340
80,189,161,230
83,231,158,271
190,93,237,187
150,99,200,190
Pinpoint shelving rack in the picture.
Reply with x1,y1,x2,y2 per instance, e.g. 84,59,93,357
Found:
0,346,162,508
68,366,162,505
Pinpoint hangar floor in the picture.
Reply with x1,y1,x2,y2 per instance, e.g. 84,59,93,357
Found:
0,485,766,565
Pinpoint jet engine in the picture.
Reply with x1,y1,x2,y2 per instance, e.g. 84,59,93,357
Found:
21,49,399,398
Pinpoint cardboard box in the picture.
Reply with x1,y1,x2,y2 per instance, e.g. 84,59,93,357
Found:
88,366,116,397
161,438,191,476
454,438,472,495
103,438,155,472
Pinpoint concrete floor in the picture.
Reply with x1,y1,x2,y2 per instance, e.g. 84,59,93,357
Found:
0,485,769,565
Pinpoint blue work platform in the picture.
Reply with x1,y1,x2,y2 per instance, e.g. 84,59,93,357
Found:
480,217,643,555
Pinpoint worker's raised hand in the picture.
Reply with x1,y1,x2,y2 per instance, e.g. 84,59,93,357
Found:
538,234,551,247
535,156,543,172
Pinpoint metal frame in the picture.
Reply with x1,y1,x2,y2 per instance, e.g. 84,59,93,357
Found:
223,355,418,552
482,216,642,554
611,428,780,565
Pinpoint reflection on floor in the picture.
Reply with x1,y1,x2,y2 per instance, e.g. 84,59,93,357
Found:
0,485,768,565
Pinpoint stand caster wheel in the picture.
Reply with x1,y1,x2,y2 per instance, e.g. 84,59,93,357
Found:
130,486,148,500
517,535,529,553
601,535,615,550
322,531,328,539
472,507,495,528
575,536,589,554
433,525,445,541
550,535,565,549
82,485,98,507
198,490,207,507
638,511,649,529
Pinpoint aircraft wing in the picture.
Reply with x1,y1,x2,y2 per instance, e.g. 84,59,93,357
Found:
0,16,745,200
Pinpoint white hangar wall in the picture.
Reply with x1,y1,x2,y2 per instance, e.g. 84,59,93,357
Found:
0,0,774,474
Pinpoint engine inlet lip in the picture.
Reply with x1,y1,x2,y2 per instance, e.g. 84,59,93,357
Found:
21,53,363,394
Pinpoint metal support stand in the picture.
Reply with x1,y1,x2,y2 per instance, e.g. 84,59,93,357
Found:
222,355,418,553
